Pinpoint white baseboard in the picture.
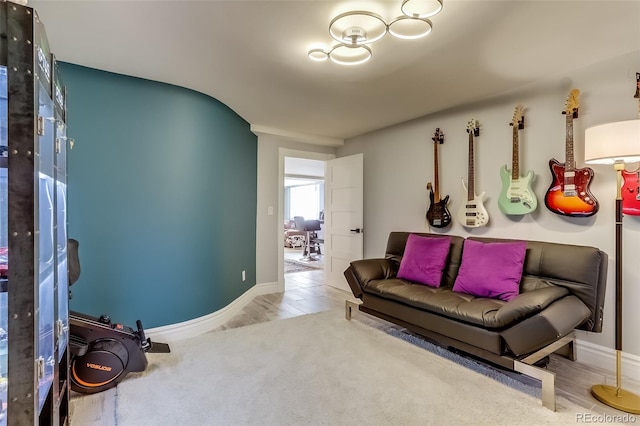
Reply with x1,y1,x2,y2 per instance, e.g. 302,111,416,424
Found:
576,339,640,380
145,281,280,343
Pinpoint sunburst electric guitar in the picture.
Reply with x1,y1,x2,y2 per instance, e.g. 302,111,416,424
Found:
426,128,451,228
498,105,537,215
458,119,489,228
544,89,599,217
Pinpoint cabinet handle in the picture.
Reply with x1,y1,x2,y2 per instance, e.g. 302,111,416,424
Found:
36,357,45,379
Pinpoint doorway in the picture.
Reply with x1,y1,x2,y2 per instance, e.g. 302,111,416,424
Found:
283,156,325,275
277,149,334,291
276,149,363,294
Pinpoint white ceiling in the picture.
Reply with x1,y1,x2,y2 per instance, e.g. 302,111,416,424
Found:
27,1,640,143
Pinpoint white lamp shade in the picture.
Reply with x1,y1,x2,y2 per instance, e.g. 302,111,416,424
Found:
584,119,640,164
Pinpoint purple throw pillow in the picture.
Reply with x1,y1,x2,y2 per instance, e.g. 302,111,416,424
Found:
397,234,452,287
452,239,527,301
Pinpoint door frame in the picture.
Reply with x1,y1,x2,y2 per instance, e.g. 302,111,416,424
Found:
278,148,335,292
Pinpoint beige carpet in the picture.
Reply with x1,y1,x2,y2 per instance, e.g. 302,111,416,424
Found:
115,310,594,425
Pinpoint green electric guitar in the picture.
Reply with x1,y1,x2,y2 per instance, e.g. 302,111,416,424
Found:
498,105,537,215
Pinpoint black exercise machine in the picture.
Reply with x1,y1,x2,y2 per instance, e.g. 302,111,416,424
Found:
67,239,170,394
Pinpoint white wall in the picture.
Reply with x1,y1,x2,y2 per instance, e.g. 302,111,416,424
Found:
337,51,640,358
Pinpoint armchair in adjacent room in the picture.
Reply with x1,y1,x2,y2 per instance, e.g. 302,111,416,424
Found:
284,219,306,248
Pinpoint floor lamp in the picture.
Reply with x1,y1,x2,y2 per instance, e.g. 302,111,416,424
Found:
585,118,640,414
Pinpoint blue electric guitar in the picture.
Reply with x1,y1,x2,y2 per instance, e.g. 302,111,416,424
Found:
498,105,537,215
458,119,489,228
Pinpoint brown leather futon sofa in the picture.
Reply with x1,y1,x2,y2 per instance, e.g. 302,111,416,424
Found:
344,232,608,410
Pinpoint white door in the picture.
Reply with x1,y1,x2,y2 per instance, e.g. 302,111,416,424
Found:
324,154,364,292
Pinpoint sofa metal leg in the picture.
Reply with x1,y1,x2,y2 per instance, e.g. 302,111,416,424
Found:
514,360,556,411
345,300,359,320
512,332,576,411
565,338,576,361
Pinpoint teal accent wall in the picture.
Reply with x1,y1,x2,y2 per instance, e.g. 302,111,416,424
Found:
60,63,257,328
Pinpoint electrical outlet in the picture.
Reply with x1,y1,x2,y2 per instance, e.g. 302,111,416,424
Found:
242,270,246,281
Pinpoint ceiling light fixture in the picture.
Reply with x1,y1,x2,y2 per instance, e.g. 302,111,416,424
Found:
308,1,442,66
308,44,373,66
401,0,443,19
388,15,433,40
329,11,387,45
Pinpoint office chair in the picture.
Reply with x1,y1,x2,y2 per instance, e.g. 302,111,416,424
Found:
303,219,323,259
293,216,323,261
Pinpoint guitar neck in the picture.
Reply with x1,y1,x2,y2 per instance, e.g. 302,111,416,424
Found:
433,142,440,202
467,131,475,201
565,113,575,171
511,125,520,179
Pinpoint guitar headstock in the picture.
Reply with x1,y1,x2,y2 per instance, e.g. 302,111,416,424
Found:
466,119,479,137
432,128,444,144
563,89,580,118
510,105,524,129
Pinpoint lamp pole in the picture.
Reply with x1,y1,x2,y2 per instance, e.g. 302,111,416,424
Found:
590,161,640,413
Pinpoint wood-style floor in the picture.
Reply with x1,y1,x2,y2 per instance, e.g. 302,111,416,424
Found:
70,268,640,424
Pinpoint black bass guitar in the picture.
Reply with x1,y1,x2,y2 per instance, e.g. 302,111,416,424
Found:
426,128,451,228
